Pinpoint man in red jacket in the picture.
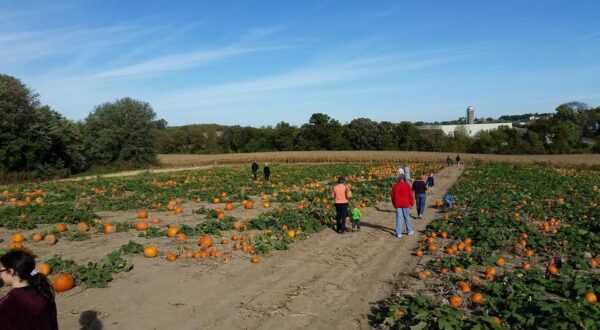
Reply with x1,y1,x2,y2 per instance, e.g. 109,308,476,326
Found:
391,174,415,238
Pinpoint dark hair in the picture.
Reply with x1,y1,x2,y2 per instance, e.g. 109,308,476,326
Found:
0,250,55,303
337,176,345,183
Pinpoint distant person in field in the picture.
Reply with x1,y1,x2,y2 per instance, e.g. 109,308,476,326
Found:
391,174,414,238
263,163,271,181
0,250,58,330
426,172,435,195
396,165,405,178
446,155,452,167
251,161,259,180
332,175,352,234
455,154,461,169
403,163,411,182
350,204,362,232
412,175,427,219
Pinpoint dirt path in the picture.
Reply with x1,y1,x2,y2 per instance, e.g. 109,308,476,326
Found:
56,165,463,330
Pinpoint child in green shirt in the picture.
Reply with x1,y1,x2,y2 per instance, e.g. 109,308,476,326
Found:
350,205,362,232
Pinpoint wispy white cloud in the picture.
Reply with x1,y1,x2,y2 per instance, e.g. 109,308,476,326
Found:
87,44,289,81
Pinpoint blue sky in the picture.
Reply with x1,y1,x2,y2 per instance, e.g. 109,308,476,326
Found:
1,1,599,126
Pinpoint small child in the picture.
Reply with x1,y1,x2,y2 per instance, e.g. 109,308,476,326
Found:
350,205,362,232
426,172,435,195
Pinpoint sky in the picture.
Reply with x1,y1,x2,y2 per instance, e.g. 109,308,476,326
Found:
1,0,600,127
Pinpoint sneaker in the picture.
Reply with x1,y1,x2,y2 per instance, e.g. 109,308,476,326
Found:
397,234,402,238
408,231,414,236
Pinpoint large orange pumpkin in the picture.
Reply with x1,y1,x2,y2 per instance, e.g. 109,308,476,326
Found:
53,273,75,292
244,200,254,209
199,235,213,248
143,245,158,258
585,292,597,303
137,210,148,219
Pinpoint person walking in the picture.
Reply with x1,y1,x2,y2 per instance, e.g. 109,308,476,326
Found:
0,250,58,329
263,163,271,181
446,155,452,167
391,174,414,238
350,204,362,232
412,175,428,219
251,161,259,180
396,165,404,178
332,176,352,234
455,154,461,169
403,163,411,183
426,172,435,195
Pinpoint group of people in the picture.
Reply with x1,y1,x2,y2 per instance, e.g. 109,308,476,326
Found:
251,161,271,181
446,154,462,169
332,165,436,236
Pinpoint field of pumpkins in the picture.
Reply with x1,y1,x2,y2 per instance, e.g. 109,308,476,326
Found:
375,163,600,329
0,162,440,294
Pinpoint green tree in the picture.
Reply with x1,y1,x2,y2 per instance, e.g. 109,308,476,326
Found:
83,97,159,166
272,122,296,151
0,74,39,171
294,113,348,150
344,118,379,150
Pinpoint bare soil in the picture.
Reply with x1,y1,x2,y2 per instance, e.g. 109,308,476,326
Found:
1,165,463,330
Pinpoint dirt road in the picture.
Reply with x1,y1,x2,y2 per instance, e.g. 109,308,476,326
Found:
56,165,463,329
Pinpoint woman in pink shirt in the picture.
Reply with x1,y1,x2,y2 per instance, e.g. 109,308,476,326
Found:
0,250,58,330
332,176,352,234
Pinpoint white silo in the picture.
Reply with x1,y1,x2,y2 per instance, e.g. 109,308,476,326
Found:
466,106,475,124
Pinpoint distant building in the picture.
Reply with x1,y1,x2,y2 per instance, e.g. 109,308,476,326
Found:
421,106,513,137
466,106,475,124
424,123,513,137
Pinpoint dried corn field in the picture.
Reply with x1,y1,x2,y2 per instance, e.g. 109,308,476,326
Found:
158,151,600,167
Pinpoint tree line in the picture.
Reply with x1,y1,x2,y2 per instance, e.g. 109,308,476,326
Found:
1,74,599,181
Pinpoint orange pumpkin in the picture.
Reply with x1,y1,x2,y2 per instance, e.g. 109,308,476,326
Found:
151,217,161,224
137,210,148,219
55,223,67,232
471,293,485,304
32,233,44,242
175,232,187,242
165,252,177,262
522,262,531,271
225,203,234,211
11,233,26,242
449,295,462,308
250,256,260,264
547,264,559,276
36,263,52,276
174,207,183,214
415,249,423,257
143,245,158,258
77,222,90,232
53,273,75,292
166,226,179,237
44,234,58,245
458,281,471,293
103,223,116,234
135,221,149,231
585,292,597,303
212,198,220,204
199,235,213,248
244,200,254,209
496,257,506,267
287,230,296,239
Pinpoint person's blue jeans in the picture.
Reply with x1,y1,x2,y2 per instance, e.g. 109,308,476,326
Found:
415,193,426,216
395,208,413,237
